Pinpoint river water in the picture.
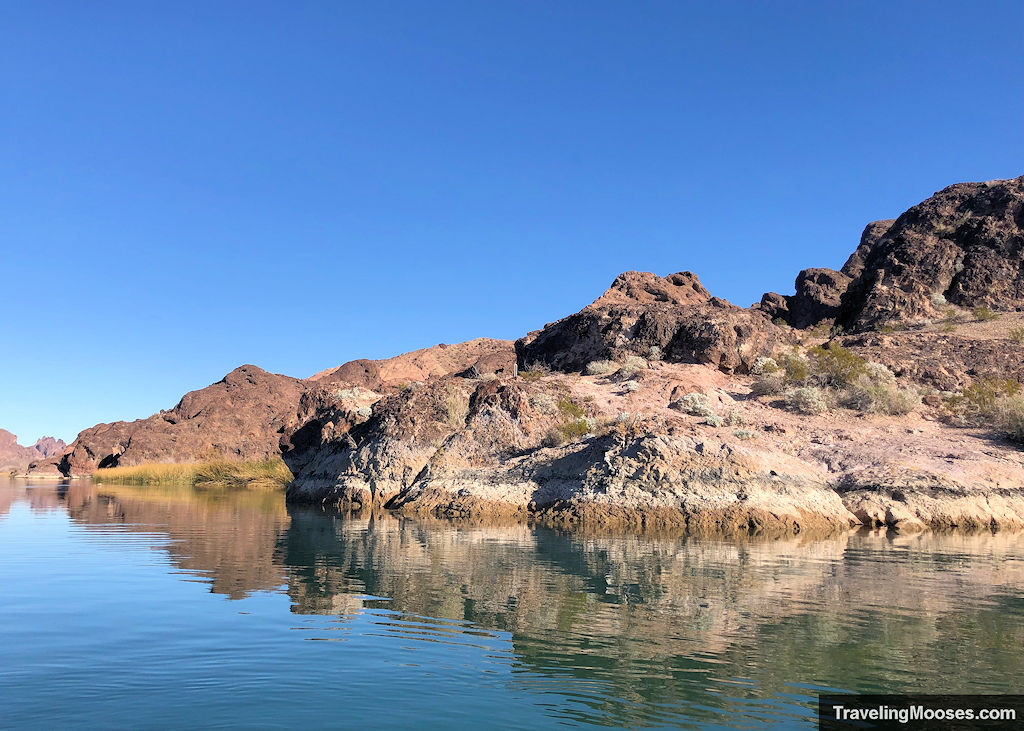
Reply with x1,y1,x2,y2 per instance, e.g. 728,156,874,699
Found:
1,479,1023,729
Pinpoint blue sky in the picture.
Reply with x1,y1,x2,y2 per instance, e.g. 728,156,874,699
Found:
2,1,1022,443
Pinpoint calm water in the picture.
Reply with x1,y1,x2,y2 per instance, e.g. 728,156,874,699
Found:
2,480,1023,729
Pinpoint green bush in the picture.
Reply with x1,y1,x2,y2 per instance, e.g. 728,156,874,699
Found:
972,306,1000,322
807,344,867,388
785,387,828,415
557,396,585,420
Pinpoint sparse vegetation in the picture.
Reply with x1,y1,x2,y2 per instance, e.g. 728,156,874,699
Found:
1010,327,1024,345
732,429,756,441
647,345,663,361
584,360,618,376
624,380,640,392
725,411,746,427
930,293,947,308
842,365,920,415
946,377,1024,443
704,414,724,427
93,458,293,489
539,395,592,446
784,386,828,415
672,392,716,418
806,344,867,388
443,385,469,428
518,363,547,382
616,355,649,379
972,306,1000,322
751,356,779,376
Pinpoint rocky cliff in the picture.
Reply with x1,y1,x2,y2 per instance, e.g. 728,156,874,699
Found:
761,176,1024,331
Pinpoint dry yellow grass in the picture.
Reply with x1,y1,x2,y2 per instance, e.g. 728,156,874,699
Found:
92,458,292,490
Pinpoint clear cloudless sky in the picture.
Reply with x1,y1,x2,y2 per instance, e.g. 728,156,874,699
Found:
1,1,1022,443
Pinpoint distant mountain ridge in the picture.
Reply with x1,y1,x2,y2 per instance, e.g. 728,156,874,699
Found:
1,430,66,472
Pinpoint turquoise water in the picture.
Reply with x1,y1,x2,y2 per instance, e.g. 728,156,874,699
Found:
1,480,1023,729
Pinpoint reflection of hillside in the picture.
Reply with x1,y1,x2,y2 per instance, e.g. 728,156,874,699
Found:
4,481,1022,726
280,511,1024,724
63,482,290,600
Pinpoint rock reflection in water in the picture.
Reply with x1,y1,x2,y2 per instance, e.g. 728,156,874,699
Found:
8,480,1024,728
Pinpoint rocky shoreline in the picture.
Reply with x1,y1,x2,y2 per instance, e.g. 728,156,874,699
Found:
24,175,1024,535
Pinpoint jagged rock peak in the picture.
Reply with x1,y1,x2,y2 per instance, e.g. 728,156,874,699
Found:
592,271,712,307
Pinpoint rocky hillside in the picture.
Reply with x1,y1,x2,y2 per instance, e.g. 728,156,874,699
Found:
286,175,1024,534
26,175,1024,535
27,341,515,478
1,430,65,472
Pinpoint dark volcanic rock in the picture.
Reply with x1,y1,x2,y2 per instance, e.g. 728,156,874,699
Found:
840,176,1024,330
841,219,896,279
516,271,781,374
787,267,853,328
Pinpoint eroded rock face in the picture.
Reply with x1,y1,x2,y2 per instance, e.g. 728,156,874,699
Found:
516,271,781,374
841,176,1024,330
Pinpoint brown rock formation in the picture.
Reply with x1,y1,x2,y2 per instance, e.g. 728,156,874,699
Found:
762,176,1024,331
33,365,306,477
30,340,514,478
516,271,781,375
0,429,66,471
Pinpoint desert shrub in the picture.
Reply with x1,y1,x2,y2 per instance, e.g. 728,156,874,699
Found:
840,362,912,414
732,429,756,440
530,393,555,414
616,355,649,379
772,317,788,328
519,367,544,382
807,344,867,388
725,410,746,427
997,396,1024,443
557,396,585,420
751,373,786,396
584,360,618,376
777,349,809,385
785,387,828,415
648,345,663,361
972,306,1000,322
672,392,716,417
356,406,373,419
751,356,779,376
443,386,469,428
930,293,948,308
624,380,640,392
541,428,567,448
1010,327,1024,345
829,324,845,338
704,414,724,427
559,418,591,442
